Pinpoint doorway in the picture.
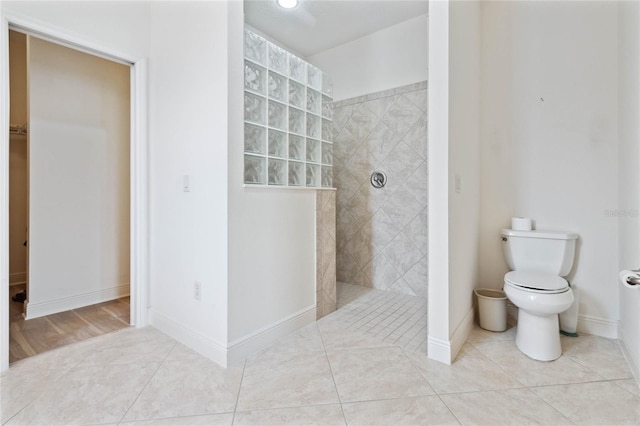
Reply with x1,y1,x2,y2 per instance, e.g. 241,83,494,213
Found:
7,30,131,363
1,17,149,372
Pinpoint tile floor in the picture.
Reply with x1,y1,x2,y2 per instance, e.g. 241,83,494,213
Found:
1,283,638,425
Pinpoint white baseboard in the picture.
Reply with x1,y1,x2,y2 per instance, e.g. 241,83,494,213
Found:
9,272,26,285
25,284,129,319
618,321,640,387
148,308,228,367
227,305,317,364
428,306,474,365
577,314,618,339
149,305,317,369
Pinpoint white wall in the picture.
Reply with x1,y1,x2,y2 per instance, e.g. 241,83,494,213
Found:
447,0,480,351
227,3,317,352
617,0,640,381
308,14,428,101
147,1,231,362
479,1,620,337
27,36,130,318
8,30,27,285
427,0,481,364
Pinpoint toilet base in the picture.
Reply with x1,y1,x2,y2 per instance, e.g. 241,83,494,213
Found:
515,309,562,361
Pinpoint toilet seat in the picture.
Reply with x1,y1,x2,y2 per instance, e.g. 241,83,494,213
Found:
504,271,569,294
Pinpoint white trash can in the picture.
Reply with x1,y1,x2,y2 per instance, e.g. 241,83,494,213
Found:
474,288,507,332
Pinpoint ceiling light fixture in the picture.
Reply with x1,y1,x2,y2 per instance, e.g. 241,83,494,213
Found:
277,0,298,9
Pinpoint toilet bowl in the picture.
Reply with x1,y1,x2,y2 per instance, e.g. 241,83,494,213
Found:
503,271,574,361
501,229,578,361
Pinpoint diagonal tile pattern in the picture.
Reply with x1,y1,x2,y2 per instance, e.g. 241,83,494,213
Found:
2,282,638,425
333,82,428,297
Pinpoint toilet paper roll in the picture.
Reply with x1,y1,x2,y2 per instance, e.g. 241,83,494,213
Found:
511,217,532,231
619,270,640,289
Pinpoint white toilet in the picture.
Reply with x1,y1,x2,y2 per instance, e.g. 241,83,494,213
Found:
501,229,578,361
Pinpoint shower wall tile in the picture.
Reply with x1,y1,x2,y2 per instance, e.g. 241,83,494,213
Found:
333,82,428,297
316,191,337,319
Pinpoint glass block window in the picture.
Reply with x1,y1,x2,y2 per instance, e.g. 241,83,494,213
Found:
244,29,334,188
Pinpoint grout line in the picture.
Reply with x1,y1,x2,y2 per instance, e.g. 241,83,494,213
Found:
317,321,348,426
230,358,248,425
117,341,177,423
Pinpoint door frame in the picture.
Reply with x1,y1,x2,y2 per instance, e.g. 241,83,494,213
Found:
0,14,149,372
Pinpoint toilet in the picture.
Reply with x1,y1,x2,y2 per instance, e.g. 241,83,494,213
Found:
501,229,578,361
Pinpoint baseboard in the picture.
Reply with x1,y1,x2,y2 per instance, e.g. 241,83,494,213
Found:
148,308,228,367
9,272,26,285
25,284,129,319
227,305,317,364
428,306,474,365
427,335,452,364
618,321,640,387
577,314,618,339
450,306,475,360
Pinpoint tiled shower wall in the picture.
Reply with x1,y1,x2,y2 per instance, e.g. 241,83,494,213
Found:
333,82,428,297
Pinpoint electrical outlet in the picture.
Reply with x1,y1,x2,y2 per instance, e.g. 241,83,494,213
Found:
194,281,202,301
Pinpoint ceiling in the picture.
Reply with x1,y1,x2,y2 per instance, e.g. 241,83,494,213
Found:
244,0,428,57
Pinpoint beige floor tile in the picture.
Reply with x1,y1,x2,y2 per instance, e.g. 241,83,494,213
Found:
121,413,234,425
122,357,243,421
440,388,573,426
236,350,339,411
614,378,640,397
317,317,390,351
0,367,67,424
233,404,345,426
533,381,640,425
251,323,325,358
471,340,604,386
466,324,516,343
327,346,434,403
342,396,459,425
561,334,634,380
406,343,524,394
6,362,159,425
8,334,102,372
79,326,176,366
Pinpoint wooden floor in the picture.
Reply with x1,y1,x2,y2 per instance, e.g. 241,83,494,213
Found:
9,284,130,363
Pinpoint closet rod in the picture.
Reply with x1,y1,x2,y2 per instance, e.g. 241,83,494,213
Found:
9,123,27,136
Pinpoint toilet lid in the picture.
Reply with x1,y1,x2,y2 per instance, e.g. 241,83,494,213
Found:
505,271,568,292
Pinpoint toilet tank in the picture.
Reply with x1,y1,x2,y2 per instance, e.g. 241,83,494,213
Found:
501,229,578,276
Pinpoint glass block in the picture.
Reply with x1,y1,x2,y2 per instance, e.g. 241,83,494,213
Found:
289,54,306,83
307,65,322,90
245,92,266,125
244,30,266,65
289,107,305,135
268,71,287,102
244,123,266,155
244,154,266,184
321,142,333,165
306,114,321,139
268,100,287,130
268,43,288,75
322,166,333,188
268,129,287,158
268,158,287,185
306,138,321,163
306,164,320,187
244,60,266,94
288,161,305,186
289,80,305,109
288,135,305,160
307,89,321,114
322,119,334,142
322,73,333,96
322,95,333,119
